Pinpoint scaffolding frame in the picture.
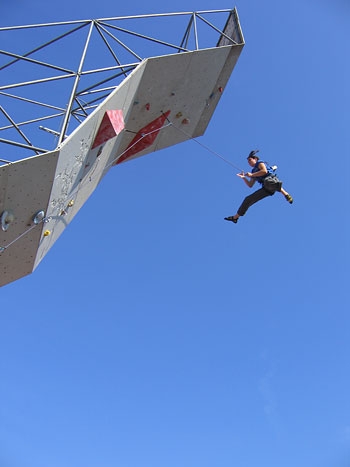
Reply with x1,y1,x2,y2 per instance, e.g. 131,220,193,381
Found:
0,9,244,161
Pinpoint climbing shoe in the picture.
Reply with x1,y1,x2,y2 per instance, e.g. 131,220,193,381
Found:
224,216,238,224
285,194,293,204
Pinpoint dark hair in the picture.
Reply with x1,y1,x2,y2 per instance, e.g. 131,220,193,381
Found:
247,149,259,159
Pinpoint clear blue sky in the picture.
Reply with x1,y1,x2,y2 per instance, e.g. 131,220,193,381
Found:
1,1,349,467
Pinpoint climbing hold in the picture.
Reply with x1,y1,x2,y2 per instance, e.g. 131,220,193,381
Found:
1,210,14,232
145,103,150,111
181,118,190,125
176,112,183,118
33,210,45,225
218,86,223,93
68,200,74,208
43,230,51,237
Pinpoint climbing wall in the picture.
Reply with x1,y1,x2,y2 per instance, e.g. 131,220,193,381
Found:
0,40,244,287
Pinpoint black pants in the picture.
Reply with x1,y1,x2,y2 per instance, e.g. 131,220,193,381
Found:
237,187,274,216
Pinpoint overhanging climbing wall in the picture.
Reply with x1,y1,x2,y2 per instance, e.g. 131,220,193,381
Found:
0,8,245,287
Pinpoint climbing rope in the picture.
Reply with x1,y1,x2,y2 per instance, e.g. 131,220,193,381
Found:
106,121,173,170
40,120,174,234
156,111,245,173
107,114,243,173
101,113,242,174
0,216,50,253
0,116,243,255
169,121,244,172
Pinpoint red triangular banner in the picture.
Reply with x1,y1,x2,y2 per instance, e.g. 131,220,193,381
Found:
92,109,125,149
116,111,170,164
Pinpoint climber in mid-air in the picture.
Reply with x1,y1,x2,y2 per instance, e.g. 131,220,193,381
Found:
224,150,293,224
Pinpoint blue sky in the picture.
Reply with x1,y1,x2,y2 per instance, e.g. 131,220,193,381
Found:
0,1,349,467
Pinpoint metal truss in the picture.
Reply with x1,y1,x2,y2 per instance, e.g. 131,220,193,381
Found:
0,9,244,162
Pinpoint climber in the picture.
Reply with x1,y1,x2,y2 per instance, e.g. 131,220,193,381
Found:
224,150,293,224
